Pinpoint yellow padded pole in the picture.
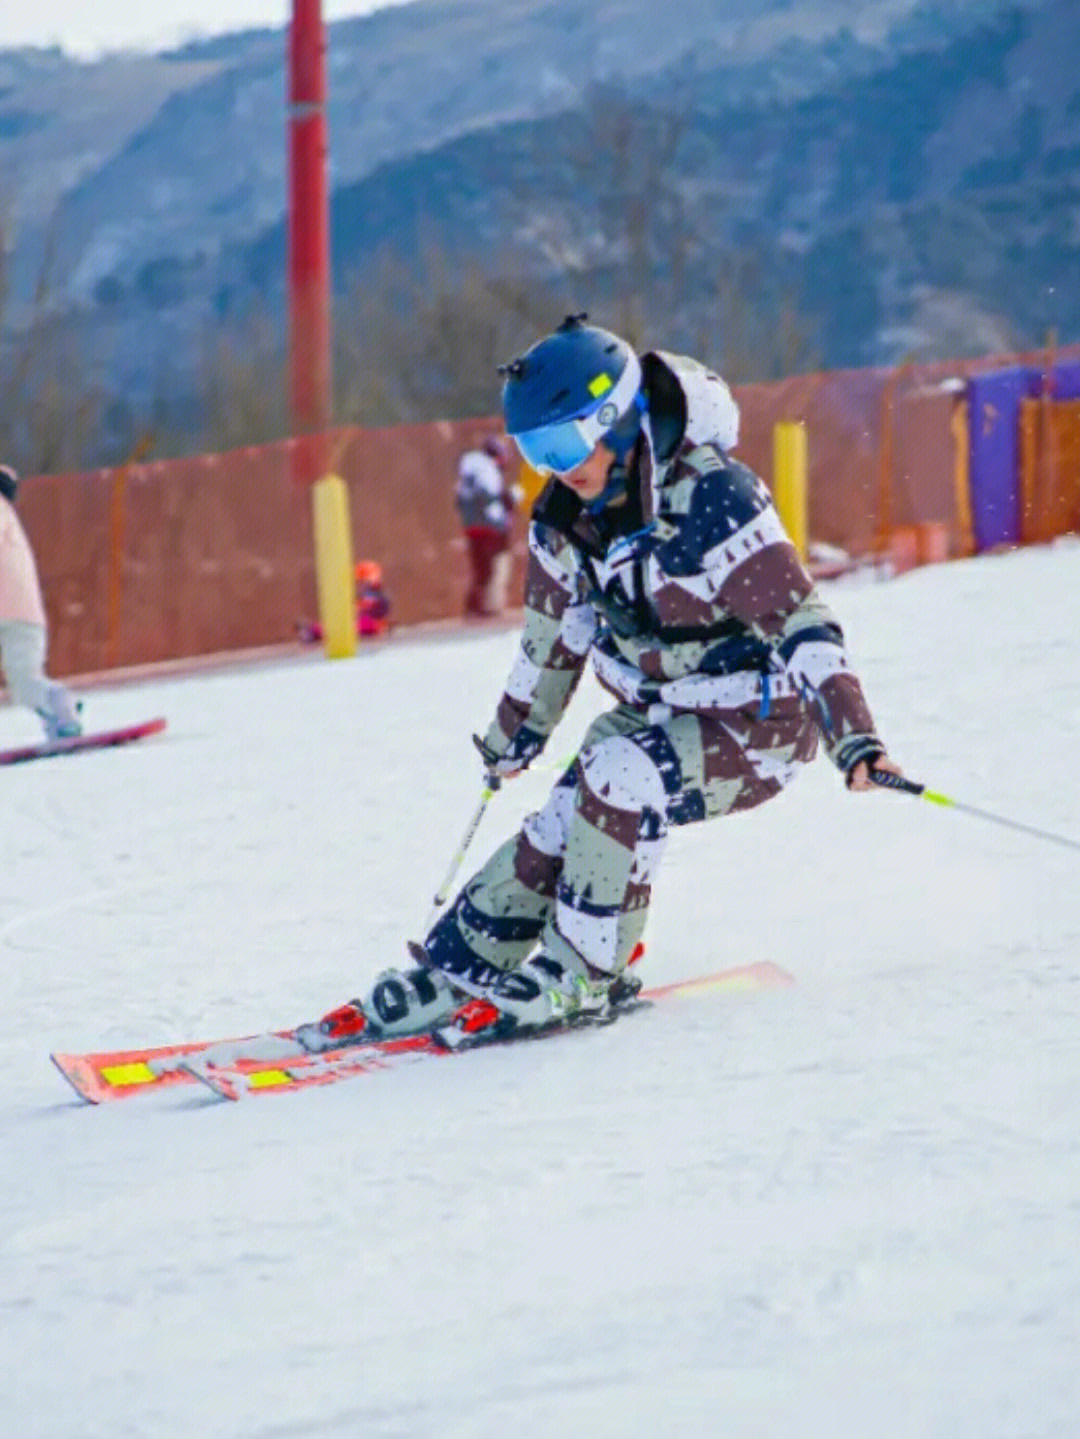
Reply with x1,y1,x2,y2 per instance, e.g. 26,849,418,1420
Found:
311,474,357,659
950,394,976,556
773,420,808,560
517,460,549,511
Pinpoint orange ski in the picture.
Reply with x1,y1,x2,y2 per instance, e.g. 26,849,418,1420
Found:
51,961,794,1104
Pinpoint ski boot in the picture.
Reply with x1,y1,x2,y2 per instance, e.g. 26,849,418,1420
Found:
484,938,648,1030
414,934,648,1048
294,964,461,1052
426,956,613,1052
37,690,83,742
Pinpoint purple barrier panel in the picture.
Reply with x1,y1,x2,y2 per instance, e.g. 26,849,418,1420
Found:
1047,362,1080,400
967,368,1030,550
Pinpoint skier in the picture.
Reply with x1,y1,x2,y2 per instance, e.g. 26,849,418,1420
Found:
0,465,82,741
455,433,521,617
316,315,903,1047
353,560,392,637
295,560,392,643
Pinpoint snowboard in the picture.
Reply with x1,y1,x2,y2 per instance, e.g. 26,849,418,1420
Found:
0,716,167,767
51,961,795,1105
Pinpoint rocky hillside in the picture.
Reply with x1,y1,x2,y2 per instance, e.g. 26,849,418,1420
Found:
231,0,1079,368
2,0,1074,448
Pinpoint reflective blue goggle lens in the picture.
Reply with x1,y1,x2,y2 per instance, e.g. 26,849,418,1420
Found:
512,419,594,476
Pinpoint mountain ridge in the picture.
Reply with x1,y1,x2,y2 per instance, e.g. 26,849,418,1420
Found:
2,0,1074,458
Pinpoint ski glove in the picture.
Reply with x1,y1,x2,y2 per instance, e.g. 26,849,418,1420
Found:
836,735,888,788
473,726,545,779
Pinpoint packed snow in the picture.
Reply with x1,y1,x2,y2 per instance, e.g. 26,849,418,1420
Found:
3,540,1080,1439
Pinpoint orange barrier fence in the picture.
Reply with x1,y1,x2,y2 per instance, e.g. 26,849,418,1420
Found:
735,342,1079,562
18,344,1080,679
25,443,313,678
1019,397,1080,544
23,416,528,678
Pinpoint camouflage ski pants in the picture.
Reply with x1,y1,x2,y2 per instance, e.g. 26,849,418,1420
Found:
426,698,817,979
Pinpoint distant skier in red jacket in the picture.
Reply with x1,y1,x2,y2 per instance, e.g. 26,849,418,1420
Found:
455,434,521,617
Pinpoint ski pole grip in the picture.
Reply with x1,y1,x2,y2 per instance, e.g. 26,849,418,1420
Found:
869,769,925,797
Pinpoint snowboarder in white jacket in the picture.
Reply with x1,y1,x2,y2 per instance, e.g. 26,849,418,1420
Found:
337,316,903,1042
0,466,82,741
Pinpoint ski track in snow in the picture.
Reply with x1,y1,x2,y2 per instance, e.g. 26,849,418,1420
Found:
2,541,1080,1438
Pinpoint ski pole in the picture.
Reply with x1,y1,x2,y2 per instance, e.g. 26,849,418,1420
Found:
869,769,1080,853
423,774,501,932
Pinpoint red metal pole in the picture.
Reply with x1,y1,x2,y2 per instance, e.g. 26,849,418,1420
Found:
288,0,332,455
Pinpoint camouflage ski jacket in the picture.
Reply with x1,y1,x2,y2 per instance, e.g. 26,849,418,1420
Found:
481,351,883,778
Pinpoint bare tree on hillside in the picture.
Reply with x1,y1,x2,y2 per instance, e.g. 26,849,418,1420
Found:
335,243,571,425
0,206,108,473
518,84,818,380
690,248,819,383
193,309,290,453
332,84,817,406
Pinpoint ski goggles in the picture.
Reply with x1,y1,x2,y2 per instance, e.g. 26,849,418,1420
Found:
511,354,642,476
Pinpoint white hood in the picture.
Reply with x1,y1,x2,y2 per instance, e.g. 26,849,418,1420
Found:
639,351,741,523
655,350,740,451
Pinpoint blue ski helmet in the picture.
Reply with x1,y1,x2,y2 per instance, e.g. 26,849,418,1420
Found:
0,466,18,503
499,314,642,476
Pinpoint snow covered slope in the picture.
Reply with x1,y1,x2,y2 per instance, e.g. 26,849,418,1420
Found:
3,540,1079,1438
